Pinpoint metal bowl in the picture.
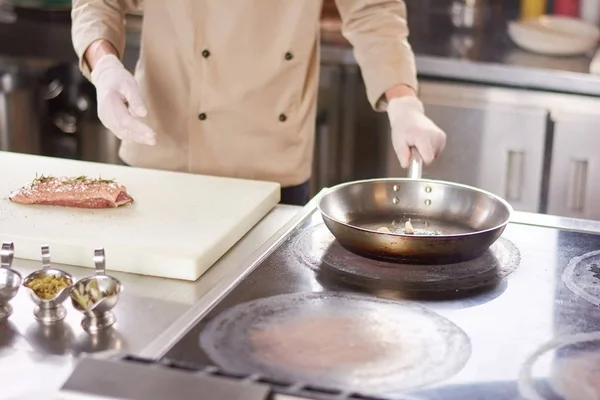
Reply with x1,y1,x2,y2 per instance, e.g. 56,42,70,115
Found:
0,241,22,319
22,268,74,307
22,245,74,323
0,266,22,320
0,267,22,303
69,248,123,332
69,274,123,315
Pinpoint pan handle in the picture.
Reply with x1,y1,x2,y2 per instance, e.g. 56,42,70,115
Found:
407,147,423,180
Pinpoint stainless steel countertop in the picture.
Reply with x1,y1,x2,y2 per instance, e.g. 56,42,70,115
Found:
320,17,600,97
58,198,600,400
1,203,301,400
320,43,600,97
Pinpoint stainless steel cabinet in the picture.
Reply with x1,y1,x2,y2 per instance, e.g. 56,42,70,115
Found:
310,71,600,219
386,96,548,213
547,111,600,220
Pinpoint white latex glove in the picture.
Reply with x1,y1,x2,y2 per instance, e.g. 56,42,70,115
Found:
91,54,157,145
387,96,446,169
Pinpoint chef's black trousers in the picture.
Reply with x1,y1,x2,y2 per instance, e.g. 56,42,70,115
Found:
118,159,310,207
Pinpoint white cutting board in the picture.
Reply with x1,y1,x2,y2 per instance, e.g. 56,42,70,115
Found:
0,151,280,280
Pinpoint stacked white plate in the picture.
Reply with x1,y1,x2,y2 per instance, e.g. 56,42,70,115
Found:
508,15,600,56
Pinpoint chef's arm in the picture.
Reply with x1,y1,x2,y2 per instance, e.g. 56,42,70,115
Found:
334,0,418,111
71,0,141,78
84,40,120,71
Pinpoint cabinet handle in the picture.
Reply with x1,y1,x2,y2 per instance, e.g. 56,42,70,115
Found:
568,159,588,212
505,150,525,202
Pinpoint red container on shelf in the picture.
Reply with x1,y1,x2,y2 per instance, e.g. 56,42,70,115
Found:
554,0,580,16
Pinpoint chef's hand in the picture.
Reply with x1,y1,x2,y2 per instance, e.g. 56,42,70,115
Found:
387,96,446,169
90,54,157,146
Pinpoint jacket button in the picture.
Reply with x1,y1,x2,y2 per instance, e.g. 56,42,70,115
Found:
284,52,293,60
279,113,287,122
198,113,207,120
202,49,210,58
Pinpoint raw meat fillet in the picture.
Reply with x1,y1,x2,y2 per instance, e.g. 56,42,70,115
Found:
9,175,133,209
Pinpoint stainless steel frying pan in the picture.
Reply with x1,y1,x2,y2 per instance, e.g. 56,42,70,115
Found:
317,150,513,264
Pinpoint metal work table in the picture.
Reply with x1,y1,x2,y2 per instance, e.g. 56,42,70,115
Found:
0,204,300,399
151,197,600,400
54,192,600,400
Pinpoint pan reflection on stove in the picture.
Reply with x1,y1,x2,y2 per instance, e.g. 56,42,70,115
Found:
199,291,471,396
519,331,600,400
290,224,521,306
317,272,509,309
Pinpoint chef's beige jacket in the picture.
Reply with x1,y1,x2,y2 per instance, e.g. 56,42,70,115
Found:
72,0,417,187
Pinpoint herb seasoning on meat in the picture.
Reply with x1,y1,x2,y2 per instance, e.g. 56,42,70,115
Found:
9,174,134,209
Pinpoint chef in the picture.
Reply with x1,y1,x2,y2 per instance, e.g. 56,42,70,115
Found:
71,0,446,206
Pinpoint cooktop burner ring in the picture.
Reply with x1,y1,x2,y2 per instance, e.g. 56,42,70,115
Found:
518,331,600,400
290,223,521,293
562,249,600,307
198,291,472,396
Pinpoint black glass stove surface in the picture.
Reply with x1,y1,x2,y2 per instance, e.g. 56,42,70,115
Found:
163,211,600,400
198,291,472,396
